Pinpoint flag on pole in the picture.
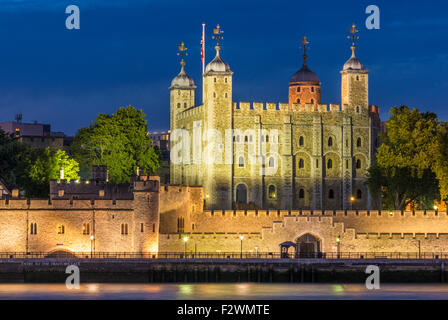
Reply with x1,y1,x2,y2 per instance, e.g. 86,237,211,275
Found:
201,23,205,75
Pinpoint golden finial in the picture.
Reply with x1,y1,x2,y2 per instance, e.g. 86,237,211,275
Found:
177,42,188,59
212,24,224,46
300,36,310,64
348,23,359,48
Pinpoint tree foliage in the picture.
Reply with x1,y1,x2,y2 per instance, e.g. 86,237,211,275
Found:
71,105,159,183
367,106,448,210
25,148,80,198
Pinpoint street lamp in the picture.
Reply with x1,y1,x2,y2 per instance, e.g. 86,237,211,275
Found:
434,205,438,211
240,235,244,259
336,235,341,259
183,236,188,258
90,235,94,258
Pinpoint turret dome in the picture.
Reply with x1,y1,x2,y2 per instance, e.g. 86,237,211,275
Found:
343,50,366,71
205,46,231,73
170,60,195,88
290,63,319,83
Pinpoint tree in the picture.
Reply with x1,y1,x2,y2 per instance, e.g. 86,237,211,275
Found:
0,129,32,190
71,105,159,183
26,148,80,198
366,106,448,210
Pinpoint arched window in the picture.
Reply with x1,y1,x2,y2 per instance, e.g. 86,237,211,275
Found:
176,218,184,233
311,87,315,92
329,189,334,199
299,158,304,169
268,157,275,168
356,159,361,169
299,136,304,146
327,159,333,169
236,184,247,203
238,156,244,168
177,103,180,109
297,87,301,92
57,225,65,234
356,106,360,113
121,223,129,235
356,137,362,147
297,98,300,103
356,189,362,199
30,223,37,235
299,189,305,199
225,93,228,98
82,222,90,235
356,75,359,81
268,185,276,199
328,137,333,147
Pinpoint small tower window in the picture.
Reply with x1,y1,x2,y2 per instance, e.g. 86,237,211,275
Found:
214,77,216,82
329,189,335,199
299,136,304,146
225,93,228,98
213,92,216,98
268,185,277,200
356,75,359,81
316,159,319,168
327,159,333,169
238,156,244,168
121,223,128,235
356,189,362,199
82,223,90,235
299,189,305,199
328,137,333,147
311,99,314,104
356,159,361,169
356,106,360,113
177,218,184,233
297,98,300,104
57,225,65,234
225,78,227,83
311,87,314,92
356,137,362,147
177,103,180,109
299,158,304,169
297,87,301,92
268,157,275,168
184,102,187,108
30,223,37,235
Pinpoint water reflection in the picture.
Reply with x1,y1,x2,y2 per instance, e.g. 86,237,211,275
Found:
0,283,447,300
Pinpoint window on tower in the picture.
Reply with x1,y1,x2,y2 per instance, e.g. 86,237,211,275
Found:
311,87,314,92
297,87,301,92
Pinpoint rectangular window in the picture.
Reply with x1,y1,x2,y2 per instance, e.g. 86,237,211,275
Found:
140,223,144,232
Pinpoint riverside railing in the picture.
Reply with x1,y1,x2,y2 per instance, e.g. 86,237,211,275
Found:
0,252,447,259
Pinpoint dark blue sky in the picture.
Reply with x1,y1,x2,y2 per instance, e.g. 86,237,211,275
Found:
0,0,447,135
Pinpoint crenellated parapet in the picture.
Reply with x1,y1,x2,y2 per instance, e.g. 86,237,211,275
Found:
175,105,204,121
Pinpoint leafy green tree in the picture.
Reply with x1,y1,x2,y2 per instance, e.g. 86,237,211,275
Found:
367,106,448,210
26,148,80,197
71,105,159,183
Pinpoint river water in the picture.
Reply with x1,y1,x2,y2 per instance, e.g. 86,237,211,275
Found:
0,283,448,299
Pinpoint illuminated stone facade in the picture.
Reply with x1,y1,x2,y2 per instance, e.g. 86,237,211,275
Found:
170,38,381,211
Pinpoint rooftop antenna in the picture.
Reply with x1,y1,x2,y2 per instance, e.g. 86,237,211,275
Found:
14,113,22,123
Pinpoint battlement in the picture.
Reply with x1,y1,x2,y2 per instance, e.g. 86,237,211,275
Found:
233,102,354,113
176,105,204,120
0,198,133,210
355,232,448,240
159,184,203,194
204,209,447,218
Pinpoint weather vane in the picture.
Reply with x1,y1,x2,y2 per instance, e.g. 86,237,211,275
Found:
348,23,359,47
300,36,310,63
177,42,188,59
212,24,224,46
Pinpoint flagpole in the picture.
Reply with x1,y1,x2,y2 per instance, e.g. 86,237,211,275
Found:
202,23,205,104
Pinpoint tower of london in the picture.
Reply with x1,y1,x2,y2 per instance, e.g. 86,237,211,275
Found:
169,27,382,211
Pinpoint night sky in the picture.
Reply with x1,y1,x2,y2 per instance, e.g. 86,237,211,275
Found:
0,0,446,135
